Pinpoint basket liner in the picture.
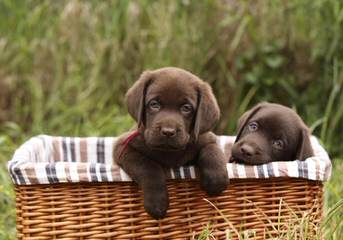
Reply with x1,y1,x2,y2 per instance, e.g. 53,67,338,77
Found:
8,135,331,185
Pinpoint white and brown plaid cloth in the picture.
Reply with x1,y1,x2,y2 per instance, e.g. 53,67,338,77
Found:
8,135,331,185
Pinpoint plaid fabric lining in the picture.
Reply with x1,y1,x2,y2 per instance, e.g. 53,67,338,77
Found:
8,135,332,185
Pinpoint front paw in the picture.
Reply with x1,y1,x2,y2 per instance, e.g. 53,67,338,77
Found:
144,190,169,220
200,170,229,196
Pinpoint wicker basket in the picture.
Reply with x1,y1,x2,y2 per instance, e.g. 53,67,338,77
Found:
9,135,331,239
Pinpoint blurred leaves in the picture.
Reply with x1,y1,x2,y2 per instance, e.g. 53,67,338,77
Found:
0,0,342,149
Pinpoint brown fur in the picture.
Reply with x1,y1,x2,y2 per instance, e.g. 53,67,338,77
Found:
231,102,314,165
114,67,228,219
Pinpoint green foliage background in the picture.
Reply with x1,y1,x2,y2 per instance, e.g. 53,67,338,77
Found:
0,0,342,239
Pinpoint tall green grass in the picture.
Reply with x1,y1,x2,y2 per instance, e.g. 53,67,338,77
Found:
0,0,342,239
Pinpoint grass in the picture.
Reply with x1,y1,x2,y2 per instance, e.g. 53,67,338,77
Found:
201,175,343,239
0,0,342,239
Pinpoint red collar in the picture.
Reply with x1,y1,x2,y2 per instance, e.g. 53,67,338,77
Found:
118,130,140,160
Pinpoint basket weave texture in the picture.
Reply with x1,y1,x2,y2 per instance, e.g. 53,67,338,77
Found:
16,178,322,240
10,135,329,239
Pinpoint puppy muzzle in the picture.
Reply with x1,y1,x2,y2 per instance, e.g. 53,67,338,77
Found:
231,140,272,165
144,128,190,151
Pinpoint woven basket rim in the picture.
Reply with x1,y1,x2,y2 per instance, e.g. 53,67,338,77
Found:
8,135,332,186
13,176,324,186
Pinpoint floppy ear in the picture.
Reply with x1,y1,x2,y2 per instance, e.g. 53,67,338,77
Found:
295,128,314,161
235,103,264,143
193,82,220,139
126,70,153,128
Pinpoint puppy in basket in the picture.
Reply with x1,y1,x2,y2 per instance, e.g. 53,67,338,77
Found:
113,67,229,219
230,102,314,165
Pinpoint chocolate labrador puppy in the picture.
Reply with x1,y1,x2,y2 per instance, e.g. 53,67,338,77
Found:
230,102,313,165
113,67,228,219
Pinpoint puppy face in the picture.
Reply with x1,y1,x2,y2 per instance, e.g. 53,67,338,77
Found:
231,102,313,164
126,67,220,151
144,76,197,150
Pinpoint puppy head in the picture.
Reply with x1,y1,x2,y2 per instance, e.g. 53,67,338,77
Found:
126,67,220,151
231,102,313,164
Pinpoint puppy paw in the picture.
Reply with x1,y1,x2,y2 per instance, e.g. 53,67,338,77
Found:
144,191,169,220
200,170,229,196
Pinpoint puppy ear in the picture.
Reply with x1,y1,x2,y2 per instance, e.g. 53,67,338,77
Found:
193,82,220,139
235,103,264,143
295,128,314,161
126,71,153,128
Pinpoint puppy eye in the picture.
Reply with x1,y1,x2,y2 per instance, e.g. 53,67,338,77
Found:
148,100,160,111
181,103,193,114
272,140,284,149
248,122,258,132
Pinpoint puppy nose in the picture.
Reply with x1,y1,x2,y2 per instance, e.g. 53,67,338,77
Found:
240,144,254,157
161,127,176,137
